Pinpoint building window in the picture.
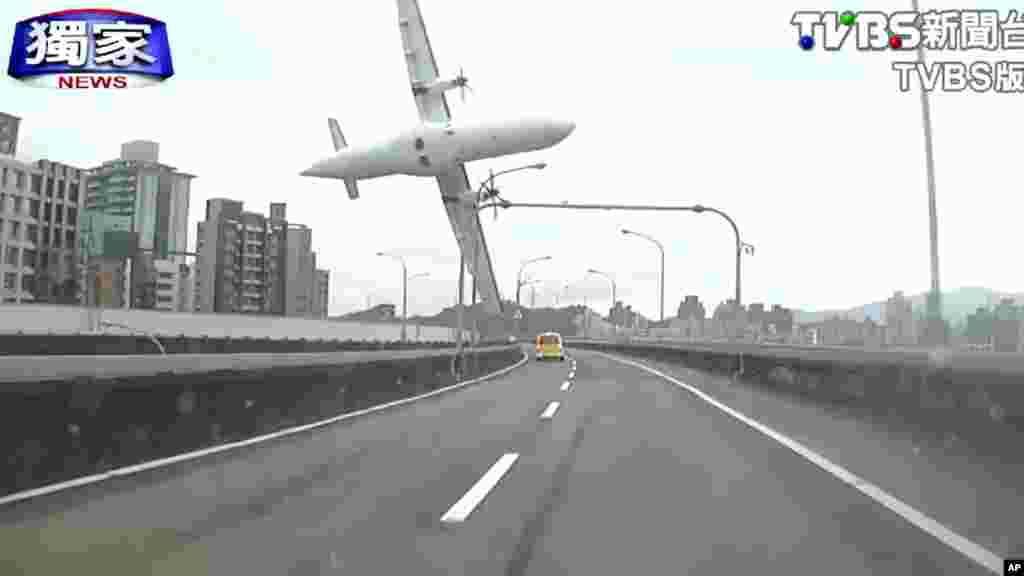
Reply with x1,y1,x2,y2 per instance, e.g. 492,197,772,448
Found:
53,232,62,248
0,167,7,188
56,180,65,200
45,179,53,197
4,246,18,266
30,174,41,195
68,184,78,203
41,228,49,246
65,229,74,247
22,249,36,268
13,196,23,215
39,250,48,269
20,274,34,293
54,206,63,225
26,224,38,244
8,221,19,240
15,171,25,191
43,202,51,221
67,207,77,226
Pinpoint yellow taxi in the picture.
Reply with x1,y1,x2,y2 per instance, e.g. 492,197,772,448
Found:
535,332,565,361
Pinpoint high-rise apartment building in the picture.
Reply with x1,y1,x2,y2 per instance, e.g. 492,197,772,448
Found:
0,113,20,157
883,290,916,346
83,140,194,311
195,200,326,317
0,155,87,304
285,226,315,316
313,268,330,319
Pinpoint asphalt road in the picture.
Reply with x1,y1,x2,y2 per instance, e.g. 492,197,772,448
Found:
0,349,994,575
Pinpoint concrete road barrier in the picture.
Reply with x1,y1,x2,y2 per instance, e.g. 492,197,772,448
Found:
0,333,459,357
566,340,1024,460
0,346,523,498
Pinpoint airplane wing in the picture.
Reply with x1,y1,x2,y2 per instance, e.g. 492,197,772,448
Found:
397,0,504,317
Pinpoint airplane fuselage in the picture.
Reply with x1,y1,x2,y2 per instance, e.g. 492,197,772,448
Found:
302,117,575,181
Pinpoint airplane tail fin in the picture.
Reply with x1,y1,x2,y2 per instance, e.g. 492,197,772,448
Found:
328,118,347,151
328,118,358,198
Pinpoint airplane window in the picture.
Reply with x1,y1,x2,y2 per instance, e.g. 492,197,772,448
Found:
419,155,430,166
415,137,425,150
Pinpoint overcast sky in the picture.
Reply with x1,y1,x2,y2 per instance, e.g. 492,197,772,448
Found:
1,0,1019,318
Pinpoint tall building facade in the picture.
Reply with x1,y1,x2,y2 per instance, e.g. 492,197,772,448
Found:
677,295,706,320
285,226,315,316
883,290,916,346
195,200,327,317
0,112,20,156
83,141,195,311
0,156,87,304
314,269,330,319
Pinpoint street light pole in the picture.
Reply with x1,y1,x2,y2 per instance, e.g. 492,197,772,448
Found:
471,163,548,340
481,199,753,318
515,255,552,336
622,228,665,323
910,0,943,345
587,268,616,337
376,251,408,343
454,238,466,375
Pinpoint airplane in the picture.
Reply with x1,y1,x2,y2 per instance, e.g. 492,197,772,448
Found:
299,0,576,316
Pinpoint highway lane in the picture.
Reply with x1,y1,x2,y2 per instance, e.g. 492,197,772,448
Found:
0,349,993,575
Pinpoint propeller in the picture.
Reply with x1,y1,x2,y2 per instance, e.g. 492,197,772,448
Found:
489,186,501,221
455,67,473,103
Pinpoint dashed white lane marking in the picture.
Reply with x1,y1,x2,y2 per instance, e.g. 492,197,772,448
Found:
595,351,1004,575
561,381,572,392
568,371,575,379
440,452,519,524
540,401,561,420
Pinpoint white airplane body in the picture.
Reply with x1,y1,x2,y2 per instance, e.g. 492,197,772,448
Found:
300,0,575,316
303,118,573,182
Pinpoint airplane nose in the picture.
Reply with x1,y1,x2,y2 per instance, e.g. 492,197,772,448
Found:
548,119,576,143
300,159,330,178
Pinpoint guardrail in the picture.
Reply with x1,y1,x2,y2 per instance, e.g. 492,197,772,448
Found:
567,338,1024,375
565,338,1024,459
0,345,515,384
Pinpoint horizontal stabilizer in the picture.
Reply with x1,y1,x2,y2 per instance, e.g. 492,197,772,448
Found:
344,177,359,199
328,118,347,151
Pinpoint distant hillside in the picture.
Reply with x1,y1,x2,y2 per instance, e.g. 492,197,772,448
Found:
793,287,1024,325
332,303,397,323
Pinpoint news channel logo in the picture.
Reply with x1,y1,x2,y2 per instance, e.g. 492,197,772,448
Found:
6,8,174,89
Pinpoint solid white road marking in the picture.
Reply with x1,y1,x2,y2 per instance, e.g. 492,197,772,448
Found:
440,452,519,524
595,351,1004,575
540,401,561,420
0,352,531,508
561,381,572,392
